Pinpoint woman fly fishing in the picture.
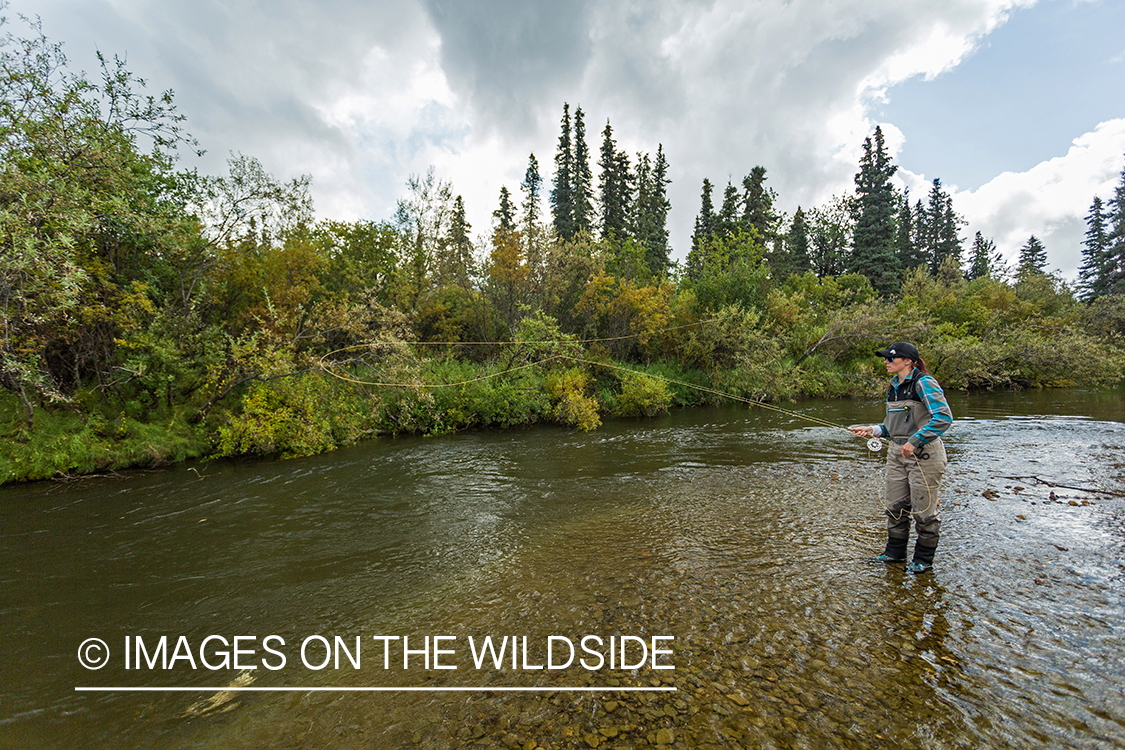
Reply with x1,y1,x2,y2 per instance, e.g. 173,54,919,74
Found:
850,342,953,573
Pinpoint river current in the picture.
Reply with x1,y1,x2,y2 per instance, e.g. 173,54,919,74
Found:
2,389,1124,748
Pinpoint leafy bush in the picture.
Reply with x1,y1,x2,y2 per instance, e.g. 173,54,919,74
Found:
612,371,672,418
546,368,601,431
214,377,337,458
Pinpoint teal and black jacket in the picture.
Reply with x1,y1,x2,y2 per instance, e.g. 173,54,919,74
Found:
871,368,953,448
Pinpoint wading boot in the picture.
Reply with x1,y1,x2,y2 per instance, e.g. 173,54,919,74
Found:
869,536,908,564
906,542,937,574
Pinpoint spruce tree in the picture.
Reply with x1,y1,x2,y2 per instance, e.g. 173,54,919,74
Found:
920,179,964,273
717,181,741,239
895,188,925,272
965,231,999,281
521,154,543,227
1017,235,1048,277
851,126,900,295
1106,165,1125,295
740,166,778,243
597,121,616,240
493,186,516,233
550,103,575,240
614,147,634,237
912,199,929,263
646,144,671,274
521,153,543,274
925,180,946,272
937,193,965,270
631,146,671,276
1078,195,1109,300
572,106,594,236
778,206,811,279
687,178,716,279
597,120,630,242
435,194,474,288
632,152,651,239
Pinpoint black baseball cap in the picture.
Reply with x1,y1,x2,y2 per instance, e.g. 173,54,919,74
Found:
875,342,920,360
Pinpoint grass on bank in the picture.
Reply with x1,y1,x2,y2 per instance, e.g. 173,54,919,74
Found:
0,394,210,484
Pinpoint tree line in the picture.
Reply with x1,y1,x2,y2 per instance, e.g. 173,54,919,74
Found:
685,125,1125,299
2,17,1123,482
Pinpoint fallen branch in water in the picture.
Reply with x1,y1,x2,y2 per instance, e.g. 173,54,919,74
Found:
997,476,1125,497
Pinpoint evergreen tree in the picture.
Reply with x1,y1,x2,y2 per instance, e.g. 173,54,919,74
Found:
631,145,671,276
937,192,965,270
912,198,929,263
740,166,778,243
1078,195,1110,300
647,145,671,273
597,120,630,242
1106,165,1125,295
614,147,634,236
924,180,946,272
572,106,594,235
717,181,741,239
919,179,964,273
895,188,925,272
521,154,543,227
520,153,544,279
493,186,516,233
1017,235,1048,277
687,178,716,279
851,126,900,295
550,103,575,240
776,206,811,279
965,231,1002,281
437,194,473,286
632,152,651,238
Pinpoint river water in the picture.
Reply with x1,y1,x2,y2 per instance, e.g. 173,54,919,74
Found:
2,389,1124,749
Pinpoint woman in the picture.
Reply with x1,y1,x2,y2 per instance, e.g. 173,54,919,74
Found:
850,342,953,573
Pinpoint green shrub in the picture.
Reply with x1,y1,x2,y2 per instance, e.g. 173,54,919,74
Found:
612,371,672,418
546,368,601,430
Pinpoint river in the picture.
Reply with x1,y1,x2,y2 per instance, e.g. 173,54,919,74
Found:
2,389,1124,749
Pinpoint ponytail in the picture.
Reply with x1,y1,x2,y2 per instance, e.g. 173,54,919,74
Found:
913,357,931,375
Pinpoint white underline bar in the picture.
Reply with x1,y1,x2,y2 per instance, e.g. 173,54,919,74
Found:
75,686,676,693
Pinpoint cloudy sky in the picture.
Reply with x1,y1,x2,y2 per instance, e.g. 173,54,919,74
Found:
9,0,1125,278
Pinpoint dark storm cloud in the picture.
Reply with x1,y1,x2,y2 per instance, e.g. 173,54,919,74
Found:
418,0,595,135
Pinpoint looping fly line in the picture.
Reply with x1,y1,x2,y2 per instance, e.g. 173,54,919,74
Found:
313,318,874,444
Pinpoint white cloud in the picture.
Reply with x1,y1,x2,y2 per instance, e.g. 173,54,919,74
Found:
861,0,1031,91
567,0,1035,250
954,119,1125,278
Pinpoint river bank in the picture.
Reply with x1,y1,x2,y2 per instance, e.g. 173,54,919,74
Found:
5,346,1125,487
3,353,863,485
